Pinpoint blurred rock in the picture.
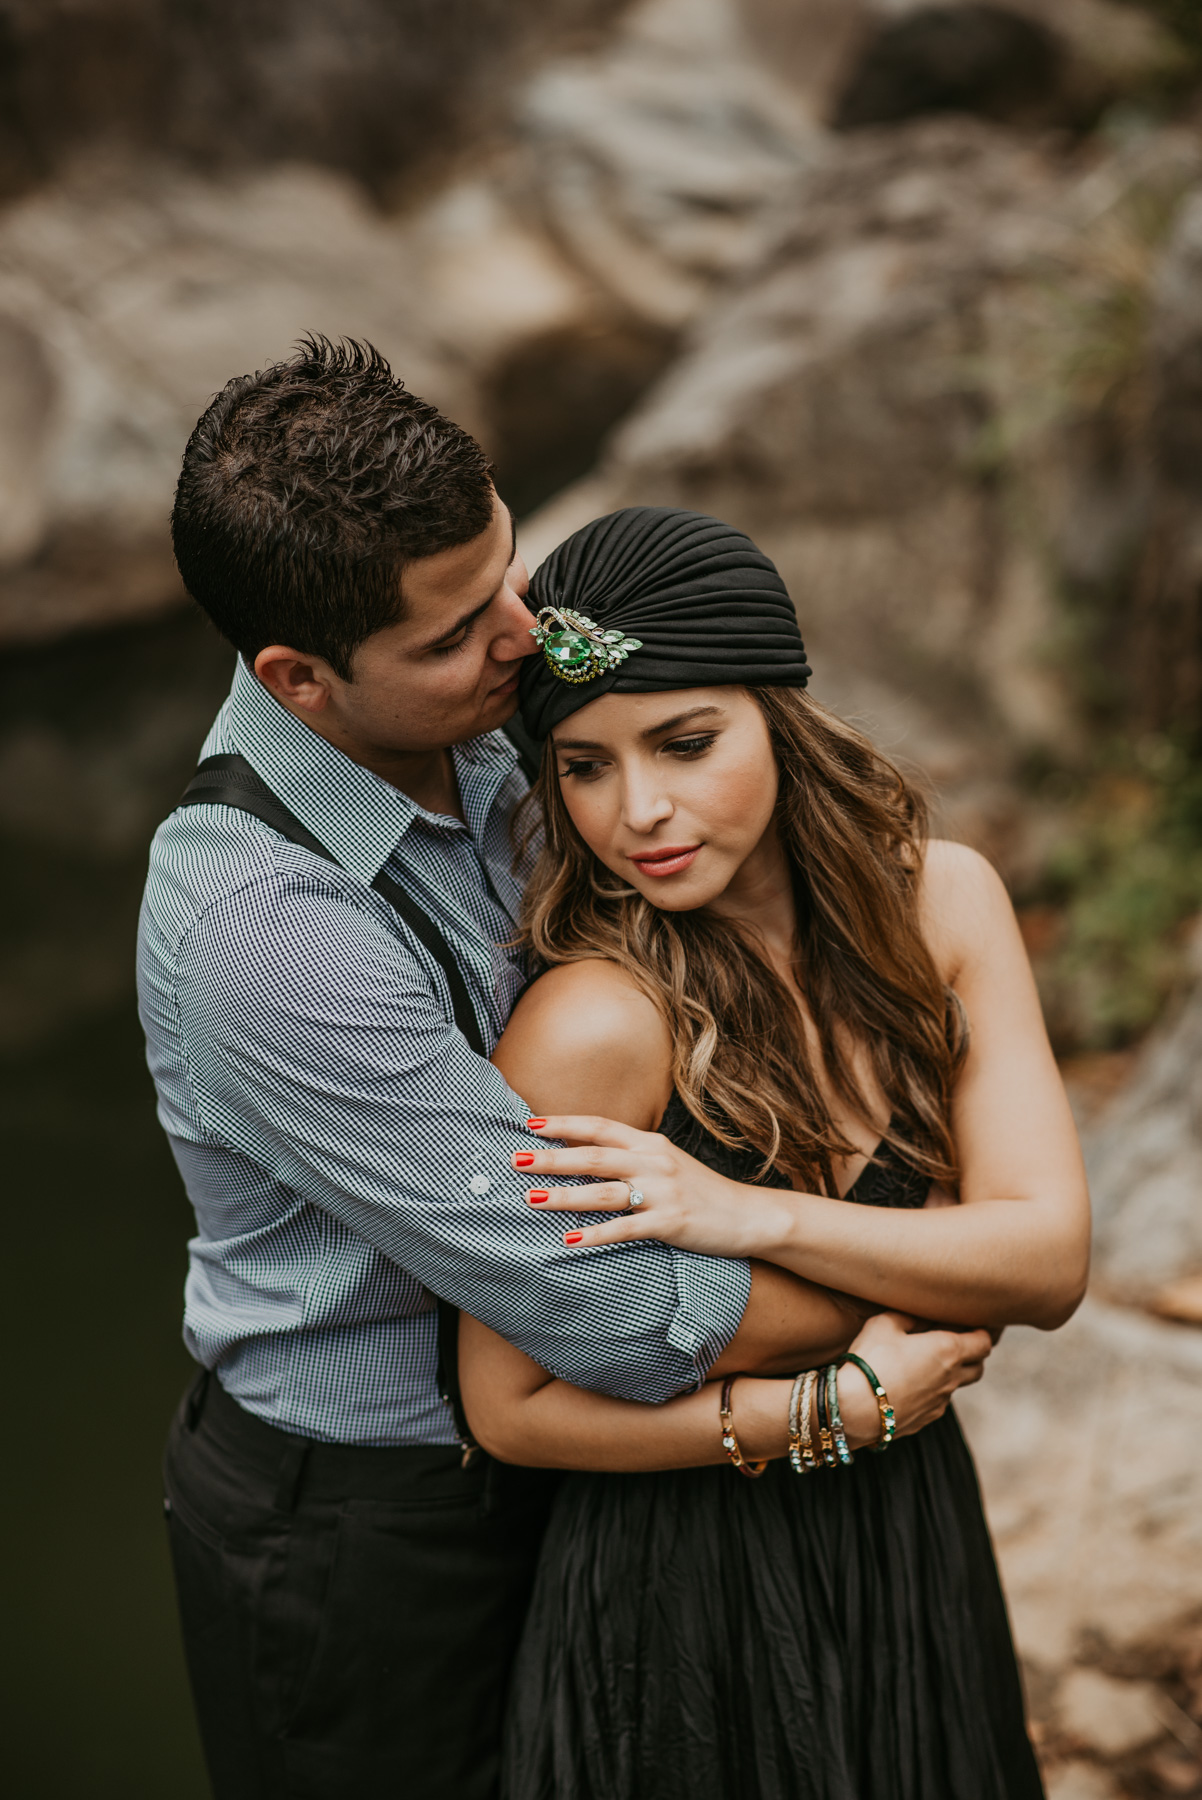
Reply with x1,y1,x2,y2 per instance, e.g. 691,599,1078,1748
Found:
518,0,817,330
737,0,1188,131
0,162,477,643
1058,1668,1164,1754
0,0,631,206
956,1295,1202,1663
1044,1764,1120,1800
0,312,55,564
1086,953,1202,1297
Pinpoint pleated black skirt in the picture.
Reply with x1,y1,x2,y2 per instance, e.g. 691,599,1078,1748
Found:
501,1408,1043,1800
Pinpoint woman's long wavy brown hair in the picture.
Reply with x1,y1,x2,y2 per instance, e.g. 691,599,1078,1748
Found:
520,686,967,1193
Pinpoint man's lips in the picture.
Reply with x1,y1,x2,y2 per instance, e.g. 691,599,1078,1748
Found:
628,844,701,878
490,670,521,697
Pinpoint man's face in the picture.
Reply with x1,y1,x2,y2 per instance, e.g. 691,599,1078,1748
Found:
313,490,536,756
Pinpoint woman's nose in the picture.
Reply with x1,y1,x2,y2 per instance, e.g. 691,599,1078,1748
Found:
620,770,674,833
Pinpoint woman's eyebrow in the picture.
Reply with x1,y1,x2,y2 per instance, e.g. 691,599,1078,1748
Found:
554,705,724,752
639,704,723,740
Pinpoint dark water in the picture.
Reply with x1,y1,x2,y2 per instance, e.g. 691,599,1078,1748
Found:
2,609,236,1799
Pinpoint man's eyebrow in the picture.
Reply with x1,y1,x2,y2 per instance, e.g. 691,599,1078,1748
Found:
554,705,724,752
412,511,519,654
414,594,494,654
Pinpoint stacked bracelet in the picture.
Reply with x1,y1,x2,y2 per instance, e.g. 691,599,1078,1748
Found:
720,1375,767,1479
825,1364,855,1466
838,1352,896,1452
814,1365,838,1468
788,1369,821,1474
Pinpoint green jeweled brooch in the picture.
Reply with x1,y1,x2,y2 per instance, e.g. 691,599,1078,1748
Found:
529,607,643,685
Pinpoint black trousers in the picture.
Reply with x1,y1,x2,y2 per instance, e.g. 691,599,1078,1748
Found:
163,1370,553,1800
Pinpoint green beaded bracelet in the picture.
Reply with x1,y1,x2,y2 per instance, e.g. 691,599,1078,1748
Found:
839,1352,897,1453
814,1362,838,1467
826,1363,854,1466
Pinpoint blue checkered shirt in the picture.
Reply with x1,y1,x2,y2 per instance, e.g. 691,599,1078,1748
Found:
137,658,749,1445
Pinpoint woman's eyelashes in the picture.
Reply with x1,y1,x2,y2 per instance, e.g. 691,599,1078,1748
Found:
558,733,719,781
664,732,718,759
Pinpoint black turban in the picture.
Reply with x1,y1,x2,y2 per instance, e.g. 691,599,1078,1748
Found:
518,506,811,742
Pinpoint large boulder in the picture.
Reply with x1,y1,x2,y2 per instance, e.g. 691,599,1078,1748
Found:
737,0,1188,131
519,114,1202,862
0,164,476,643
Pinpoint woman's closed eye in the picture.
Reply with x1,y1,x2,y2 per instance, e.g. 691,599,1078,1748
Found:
663,732,718,759
559,732,719,781
559,756,609,781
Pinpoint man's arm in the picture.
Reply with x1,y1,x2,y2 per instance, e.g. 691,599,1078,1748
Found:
173,869,748,1404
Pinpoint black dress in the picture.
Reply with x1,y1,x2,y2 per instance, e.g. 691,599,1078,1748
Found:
501,1095,1043,1800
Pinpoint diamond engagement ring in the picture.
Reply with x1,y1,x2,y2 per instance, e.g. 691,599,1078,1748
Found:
622,1182,645,1211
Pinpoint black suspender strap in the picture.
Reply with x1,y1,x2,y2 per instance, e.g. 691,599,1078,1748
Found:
177,748,489,1457
180,753,487,1057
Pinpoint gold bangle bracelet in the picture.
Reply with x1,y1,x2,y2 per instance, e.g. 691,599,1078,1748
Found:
788,1368,819,1473
720,1375,767,1479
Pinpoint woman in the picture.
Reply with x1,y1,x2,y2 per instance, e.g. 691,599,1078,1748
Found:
458,508,1089,1799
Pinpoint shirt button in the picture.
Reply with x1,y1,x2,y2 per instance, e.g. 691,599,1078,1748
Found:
469,1174,491,1196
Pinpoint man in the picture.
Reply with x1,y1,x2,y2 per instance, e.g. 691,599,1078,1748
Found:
140,337,823,1800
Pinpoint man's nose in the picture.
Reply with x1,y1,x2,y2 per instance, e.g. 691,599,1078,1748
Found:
493,580,539,658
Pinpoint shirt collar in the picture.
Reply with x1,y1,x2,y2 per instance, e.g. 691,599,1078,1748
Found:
222,658,519,885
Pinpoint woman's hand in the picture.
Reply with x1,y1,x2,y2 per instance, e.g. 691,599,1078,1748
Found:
513,1113,796,1258
835,1311,993,1448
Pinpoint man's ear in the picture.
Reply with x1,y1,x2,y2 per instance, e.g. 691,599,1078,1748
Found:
254,645,339,716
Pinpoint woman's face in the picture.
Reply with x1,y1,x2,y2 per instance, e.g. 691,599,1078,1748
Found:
549,686,783,913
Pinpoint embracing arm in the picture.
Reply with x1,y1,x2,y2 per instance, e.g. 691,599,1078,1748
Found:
462,953,997,1466
510,845,1091,1337
459,1306,994,1469
490,960,862,1368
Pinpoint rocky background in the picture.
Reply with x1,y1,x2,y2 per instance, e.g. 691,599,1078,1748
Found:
3,4,1202,1796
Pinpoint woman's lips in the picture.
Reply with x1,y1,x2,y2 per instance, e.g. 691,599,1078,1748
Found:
629,844,701,878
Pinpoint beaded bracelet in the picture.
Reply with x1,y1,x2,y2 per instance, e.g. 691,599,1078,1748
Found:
826,1363,855,1466
814,1364,838,1468
787,1371,806,1474
788,1368,820,1474
720,1375,767,1479
838,1352,896,1452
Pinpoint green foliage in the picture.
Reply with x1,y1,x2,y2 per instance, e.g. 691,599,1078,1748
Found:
1026,735,1202,1049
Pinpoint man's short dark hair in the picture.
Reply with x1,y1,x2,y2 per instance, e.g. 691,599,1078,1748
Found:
171,335,496,677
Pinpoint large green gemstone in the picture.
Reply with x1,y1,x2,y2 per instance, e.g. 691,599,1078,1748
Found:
545,629,594,669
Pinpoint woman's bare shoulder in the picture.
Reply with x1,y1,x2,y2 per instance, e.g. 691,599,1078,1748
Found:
492,959,675,1129
918,839,1017,985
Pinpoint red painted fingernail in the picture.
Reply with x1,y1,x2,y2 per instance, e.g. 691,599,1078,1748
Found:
526,1118,547,1130
514,1152,535,1167
564,1232,584,1246
528,1190,550,1205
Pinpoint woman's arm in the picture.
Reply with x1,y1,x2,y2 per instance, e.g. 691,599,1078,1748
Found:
459,1308,995,1470
507,845,1091,1334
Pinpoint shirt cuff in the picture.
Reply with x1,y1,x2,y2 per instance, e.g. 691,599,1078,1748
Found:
666,1249,752,1388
